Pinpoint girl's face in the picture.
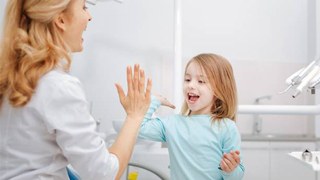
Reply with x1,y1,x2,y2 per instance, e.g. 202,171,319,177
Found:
60,0,92,52
183,61,215,115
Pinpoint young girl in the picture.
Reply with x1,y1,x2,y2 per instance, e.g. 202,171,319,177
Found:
0,0,151,179
139,53,245,179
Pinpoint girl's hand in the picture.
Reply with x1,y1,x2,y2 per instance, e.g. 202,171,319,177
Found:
115,64,152,119
220,150,241,173
154,94,175,109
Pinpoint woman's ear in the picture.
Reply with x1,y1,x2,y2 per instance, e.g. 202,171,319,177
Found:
54,13,66,31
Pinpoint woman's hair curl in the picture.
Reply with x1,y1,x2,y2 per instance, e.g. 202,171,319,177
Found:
0,0,71,107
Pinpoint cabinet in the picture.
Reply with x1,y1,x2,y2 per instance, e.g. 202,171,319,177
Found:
242,141,317,180
242,142,270,180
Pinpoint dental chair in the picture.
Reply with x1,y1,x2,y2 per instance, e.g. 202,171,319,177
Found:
66,163,169,180
67,166,80,180
126,162,169,180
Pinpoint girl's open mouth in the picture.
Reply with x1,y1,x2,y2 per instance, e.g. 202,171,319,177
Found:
188,93,199,103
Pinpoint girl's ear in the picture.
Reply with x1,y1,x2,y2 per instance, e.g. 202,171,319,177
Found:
54,13,66,31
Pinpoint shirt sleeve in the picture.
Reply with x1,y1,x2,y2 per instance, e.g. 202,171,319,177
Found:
42,76,119,180
220,120,245,180
138,96,167,142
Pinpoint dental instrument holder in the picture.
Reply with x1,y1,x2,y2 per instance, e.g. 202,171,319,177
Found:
281,59,320,98
302,149,313,162
308,70,320,94
289,150,320,171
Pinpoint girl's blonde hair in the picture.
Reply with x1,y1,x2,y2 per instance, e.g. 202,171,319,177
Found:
181,53,238,121
0,0,72,107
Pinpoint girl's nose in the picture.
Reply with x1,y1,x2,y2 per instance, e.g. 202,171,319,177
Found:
187,80,196,89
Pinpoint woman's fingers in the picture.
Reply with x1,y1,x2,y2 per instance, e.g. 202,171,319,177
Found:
115,83,125,104
139,69,145,95
133,64,140,92
117,64,152,117
126,66,133,96
146,78,152,100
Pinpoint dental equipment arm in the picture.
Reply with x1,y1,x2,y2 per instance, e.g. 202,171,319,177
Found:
281,59,320,98
308,69,320,91
280,60,316,94
292,64,320,98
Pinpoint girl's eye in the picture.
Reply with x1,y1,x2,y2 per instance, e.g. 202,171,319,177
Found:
184,79,191,82
199,80,205,84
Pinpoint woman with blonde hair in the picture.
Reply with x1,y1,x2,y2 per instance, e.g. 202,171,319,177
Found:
0,0,151,179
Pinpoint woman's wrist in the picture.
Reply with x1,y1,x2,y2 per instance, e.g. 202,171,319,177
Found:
126,114,144,122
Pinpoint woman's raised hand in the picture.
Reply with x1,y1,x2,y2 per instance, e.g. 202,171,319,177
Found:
112,64,152,178
115,64,152,119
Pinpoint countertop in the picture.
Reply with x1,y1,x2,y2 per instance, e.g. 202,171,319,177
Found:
241,134,320,142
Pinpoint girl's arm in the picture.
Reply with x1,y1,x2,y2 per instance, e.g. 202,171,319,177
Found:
139,95,175,142
220,120,245,180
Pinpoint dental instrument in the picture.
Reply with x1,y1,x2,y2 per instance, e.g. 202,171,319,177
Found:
280,60,315,94
302,149,313,162
292,64,320,98
279,68,304,94
281,59,320,98
280,60,316,94
308,69,320,93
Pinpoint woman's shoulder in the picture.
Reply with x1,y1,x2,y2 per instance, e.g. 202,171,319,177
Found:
36,69,84,99
41,69,80,84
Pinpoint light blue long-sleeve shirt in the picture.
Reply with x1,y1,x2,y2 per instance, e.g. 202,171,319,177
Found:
139,97,245,180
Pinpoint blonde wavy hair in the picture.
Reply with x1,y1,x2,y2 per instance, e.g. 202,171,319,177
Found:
0,0,72,107
181,53,238,121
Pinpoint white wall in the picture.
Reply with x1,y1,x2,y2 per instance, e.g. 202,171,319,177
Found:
0,0,6,34
179,0,316,135
181,0,314,62
71,0,175,134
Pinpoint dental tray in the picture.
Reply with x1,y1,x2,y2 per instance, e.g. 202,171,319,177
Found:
289,151,320,171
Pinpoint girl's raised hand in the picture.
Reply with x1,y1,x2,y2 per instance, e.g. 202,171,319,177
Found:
154,94,175,109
